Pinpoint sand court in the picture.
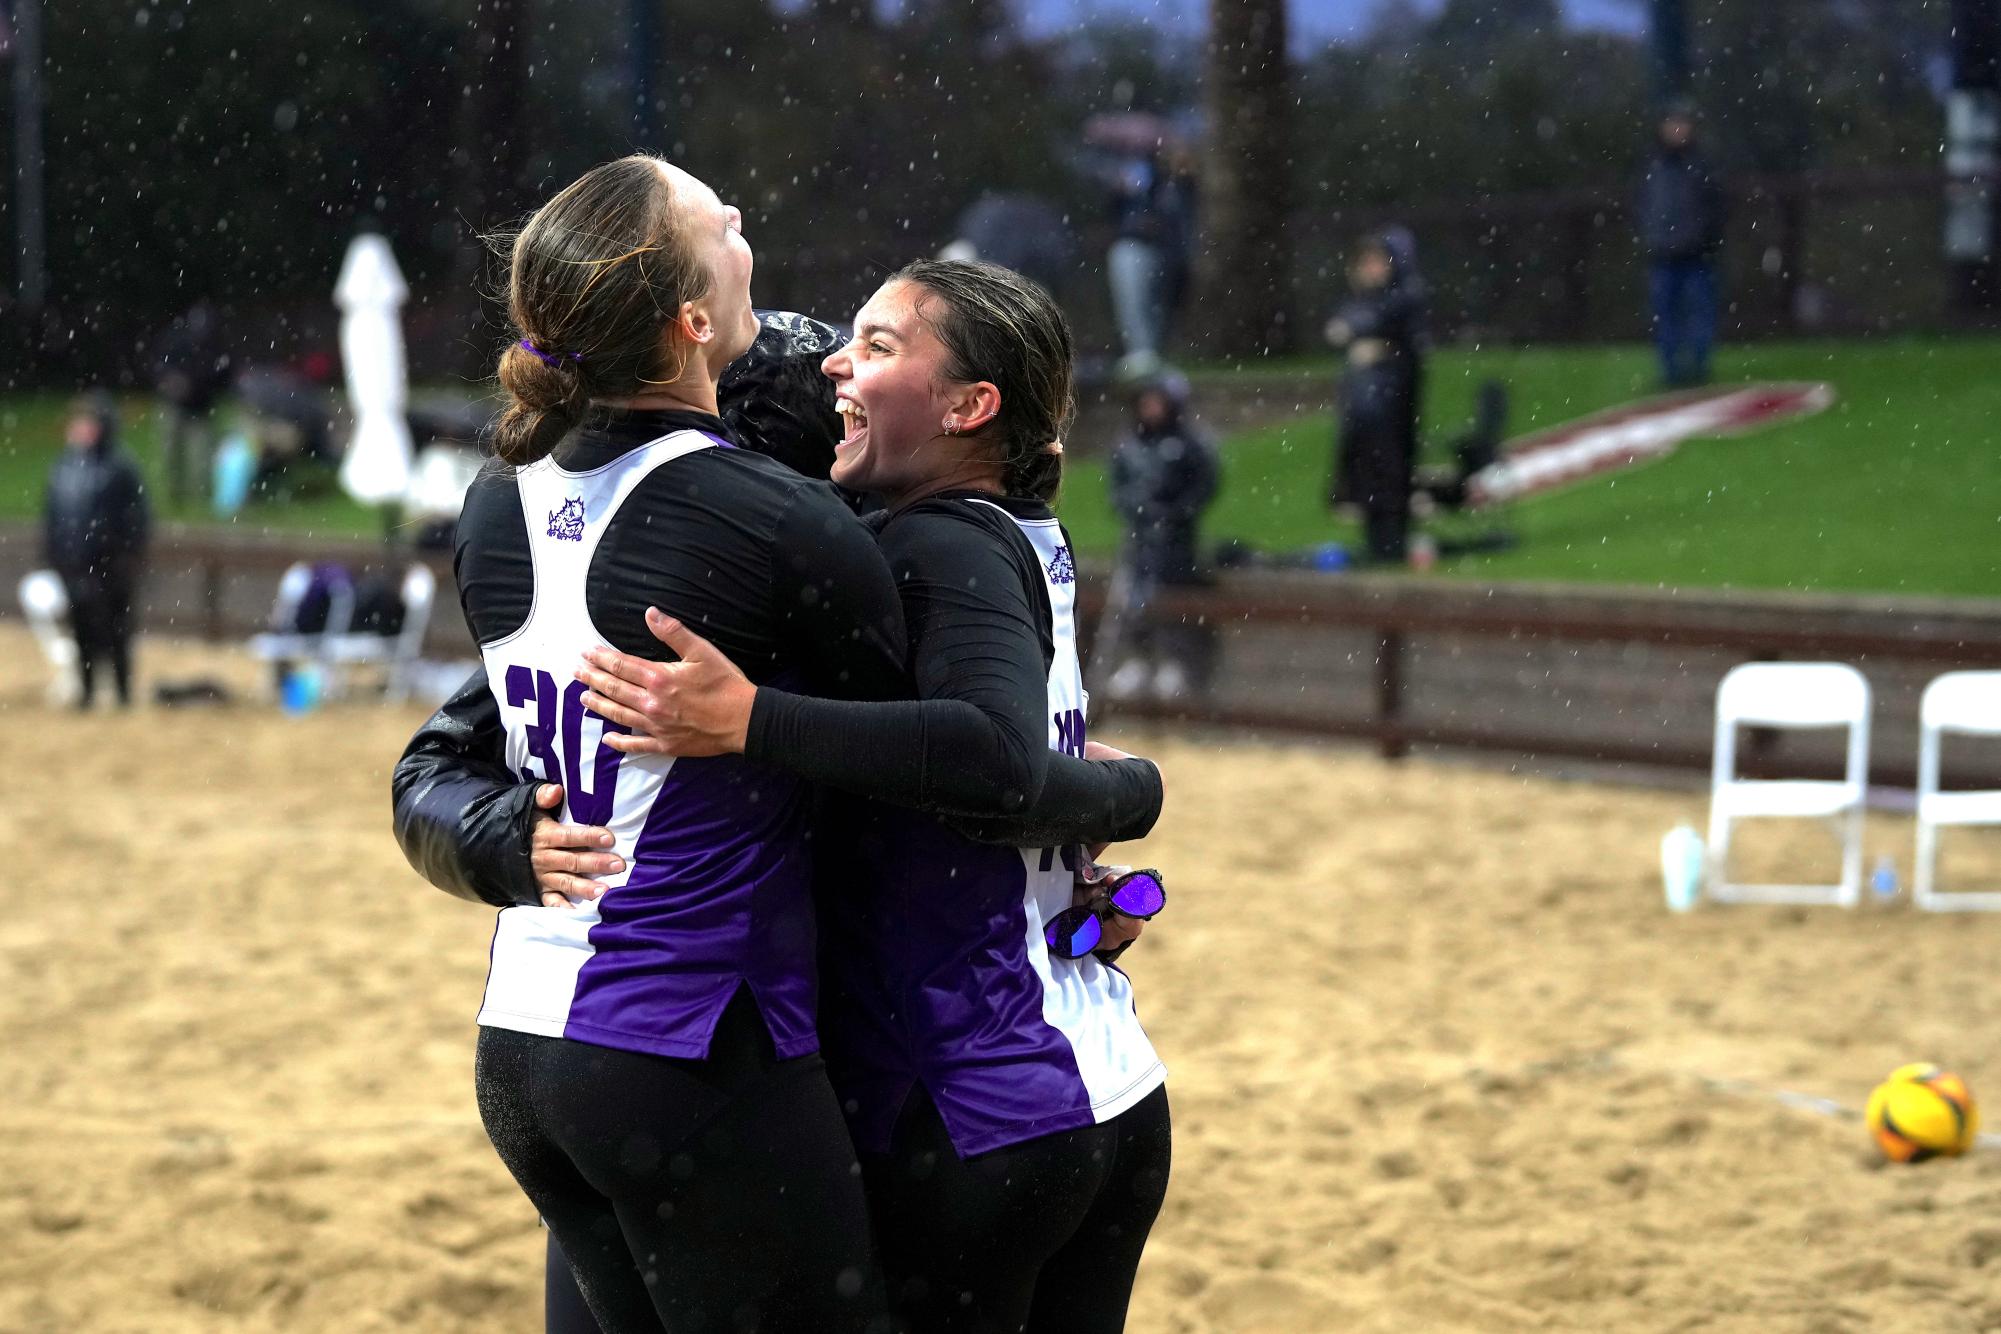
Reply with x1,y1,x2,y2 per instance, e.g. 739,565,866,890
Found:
3,624,1999,1333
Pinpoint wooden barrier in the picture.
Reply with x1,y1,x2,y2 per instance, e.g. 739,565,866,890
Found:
7,520,2000,788
0,521,467,654
1081,573,2001,790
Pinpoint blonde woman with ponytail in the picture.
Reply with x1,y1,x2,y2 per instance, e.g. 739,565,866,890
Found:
448,155,915,1333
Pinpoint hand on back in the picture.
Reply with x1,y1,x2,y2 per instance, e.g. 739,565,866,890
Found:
529,783,620,908
576,607,756,758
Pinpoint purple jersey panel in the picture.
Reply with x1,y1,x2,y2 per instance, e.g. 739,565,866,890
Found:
819,804,1095,1156
564,751,820,1059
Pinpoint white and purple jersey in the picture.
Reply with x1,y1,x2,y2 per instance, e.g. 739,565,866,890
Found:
470,430,825,1060
821,498,1167,1157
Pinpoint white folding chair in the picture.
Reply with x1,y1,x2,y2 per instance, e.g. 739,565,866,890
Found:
1913,671,2001,912
18,570,79,705
321,563,437,702
246,561,355,679
1706,662,1870,907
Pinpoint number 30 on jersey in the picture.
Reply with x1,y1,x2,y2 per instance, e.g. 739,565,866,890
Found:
502,664,630,827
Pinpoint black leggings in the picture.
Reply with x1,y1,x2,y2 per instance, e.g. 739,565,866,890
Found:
861,1086,1172,1334
62,575,135,706
475,989,890,1334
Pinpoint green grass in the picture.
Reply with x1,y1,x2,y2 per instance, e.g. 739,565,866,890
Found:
1058,337,2001,599
7,336,2000,598
0,395,382,540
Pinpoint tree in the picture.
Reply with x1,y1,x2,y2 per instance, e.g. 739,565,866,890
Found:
447,0,531,375
1201,0,1293,356
1430,0,1563,48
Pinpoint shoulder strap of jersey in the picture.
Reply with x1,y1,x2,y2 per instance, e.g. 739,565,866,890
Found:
499,430,719,645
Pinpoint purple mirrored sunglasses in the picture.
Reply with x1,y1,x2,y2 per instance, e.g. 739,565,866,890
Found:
1044,868,1167,960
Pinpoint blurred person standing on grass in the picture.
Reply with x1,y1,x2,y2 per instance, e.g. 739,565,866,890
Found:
1325,227,1427,565
1104,370,1219,701
1106,145,1196,378
1638,101,1727,389
43,392,150,709
148,300,234,504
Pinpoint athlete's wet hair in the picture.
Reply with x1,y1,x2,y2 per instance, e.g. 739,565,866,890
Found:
491,156,711,467
893,258,1073,504
719,311,848,481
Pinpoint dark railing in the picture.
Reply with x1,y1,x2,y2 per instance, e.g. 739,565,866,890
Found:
0,523,460,652
8,522,2000,789
1081,573,2001,790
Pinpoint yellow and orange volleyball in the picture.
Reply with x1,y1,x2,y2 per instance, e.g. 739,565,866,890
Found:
1865,1064,1979,1162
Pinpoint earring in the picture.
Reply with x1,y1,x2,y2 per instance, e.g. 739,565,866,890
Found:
943,418,959,435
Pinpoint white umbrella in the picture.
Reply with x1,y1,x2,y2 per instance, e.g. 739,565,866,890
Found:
335,231,415,505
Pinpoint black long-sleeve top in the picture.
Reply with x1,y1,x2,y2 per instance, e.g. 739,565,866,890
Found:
393,474,1161,906
45,442,150,584
1637,147,1727,261
393,404,909,907
748,491,1160,844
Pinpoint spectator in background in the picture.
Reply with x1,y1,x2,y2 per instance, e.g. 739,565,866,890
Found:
1638,101,1726,388
1106,146,1196,378
1325,227,1427,564
44,392,151,709
149,300,234,503
1105,370,1220,701
938,192,1078,302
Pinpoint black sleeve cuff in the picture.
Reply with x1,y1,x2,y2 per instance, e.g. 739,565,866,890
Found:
946,756,1163,849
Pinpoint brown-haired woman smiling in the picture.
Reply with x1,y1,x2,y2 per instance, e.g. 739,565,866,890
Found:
575,260,1174,1334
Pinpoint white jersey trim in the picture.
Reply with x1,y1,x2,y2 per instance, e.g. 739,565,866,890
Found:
474,431,715,1042
963,497,1167,1125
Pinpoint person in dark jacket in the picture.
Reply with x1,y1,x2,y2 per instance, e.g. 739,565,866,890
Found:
1325,227,1426,564
941,191,1079,302
1103,371,1219,700
1637,103,1727,388
1106,146,1197,377
43,392,150,708
149,300,233,503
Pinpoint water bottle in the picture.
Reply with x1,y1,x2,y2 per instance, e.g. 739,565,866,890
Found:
279,663,324,716
1870,855,1900,903
1660,824,1704,912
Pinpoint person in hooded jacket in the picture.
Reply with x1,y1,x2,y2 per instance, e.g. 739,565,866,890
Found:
1103,371,1219,700
43,392,151,708
1324,228,1426,564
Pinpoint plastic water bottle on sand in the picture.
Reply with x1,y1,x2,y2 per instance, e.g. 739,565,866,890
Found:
279,664,324,716
1660,824,1704,912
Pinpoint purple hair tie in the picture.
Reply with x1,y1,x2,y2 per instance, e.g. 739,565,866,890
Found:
518,338,581,369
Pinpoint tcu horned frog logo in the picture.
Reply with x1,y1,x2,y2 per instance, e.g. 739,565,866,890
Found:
546,496,586,541
1047,544,1075,586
